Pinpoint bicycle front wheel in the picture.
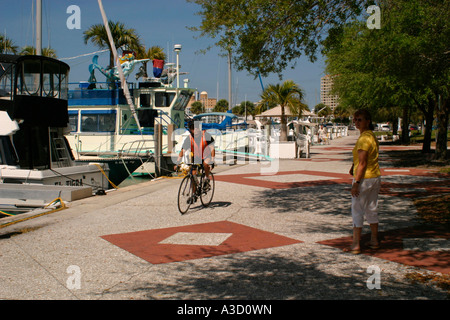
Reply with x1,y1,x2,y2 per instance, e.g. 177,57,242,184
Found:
177,175,194,214
200,172,215,207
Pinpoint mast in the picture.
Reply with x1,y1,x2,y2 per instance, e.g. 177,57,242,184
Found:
36,0,42,55
97,0,142,134
228,50,232,110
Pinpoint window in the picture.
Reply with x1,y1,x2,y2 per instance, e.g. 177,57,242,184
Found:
43,60,61,98
19,59,41,95
15,58,69,99
80,110,116,132
68,110,78,132
155,92,175,107
173,91,194,111
0,64,13,98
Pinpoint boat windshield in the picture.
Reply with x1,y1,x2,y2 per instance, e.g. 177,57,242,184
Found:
16,57,69,99
0,62,14,99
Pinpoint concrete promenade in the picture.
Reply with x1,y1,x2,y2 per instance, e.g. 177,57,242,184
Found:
0,131,449,300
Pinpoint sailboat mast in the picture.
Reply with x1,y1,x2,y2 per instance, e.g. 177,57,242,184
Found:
97,0,142,134
36,0,42,55
228,50,232,111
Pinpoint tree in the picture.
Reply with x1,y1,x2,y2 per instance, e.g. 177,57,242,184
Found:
314,103,332,118
20,46,57,58
260,80,305,142
0,35,18,54
83,20,142,69
190,101,203,115
236,101,255,119
324,0,449,156
333,105,351,124
213,99,229,112
188,0,370,78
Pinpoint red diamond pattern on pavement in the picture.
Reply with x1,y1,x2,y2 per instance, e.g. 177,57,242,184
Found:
101,221,302,264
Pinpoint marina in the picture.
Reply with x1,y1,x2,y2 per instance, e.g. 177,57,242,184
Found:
0,50,348,218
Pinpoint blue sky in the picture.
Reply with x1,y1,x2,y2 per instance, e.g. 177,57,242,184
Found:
1,0,327,109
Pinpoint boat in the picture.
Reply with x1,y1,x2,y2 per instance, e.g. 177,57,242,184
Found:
0,54,137,194
192,111,247,130
188,111,272,163
66,52,196,176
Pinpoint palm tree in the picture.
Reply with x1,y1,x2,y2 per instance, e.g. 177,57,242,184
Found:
260,80,305,141
135,45,166,78
83,20,142,69
0,35,18,54
20,46,57,58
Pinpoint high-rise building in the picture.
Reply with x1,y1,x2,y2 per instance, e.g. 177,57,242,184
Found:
320,75,339,111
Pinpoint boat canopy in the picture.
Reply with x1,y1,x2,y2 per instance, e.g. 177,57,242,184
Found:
193,112,246,130
0,54,70,127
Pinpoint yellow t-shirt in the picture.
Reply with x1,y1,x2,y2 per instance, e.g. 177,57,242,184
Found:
352,130,380,179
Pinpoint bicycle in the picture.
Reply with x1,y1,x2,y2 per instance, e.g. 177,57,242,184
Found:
176,163,215,214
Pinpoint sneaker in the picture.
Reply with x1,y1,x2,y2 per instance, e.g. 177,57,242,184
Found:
187,195,197,204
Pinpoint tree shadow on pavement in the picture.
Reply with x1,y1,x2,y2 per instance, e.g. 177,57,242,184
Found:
247,181,421,234
101,246,447,300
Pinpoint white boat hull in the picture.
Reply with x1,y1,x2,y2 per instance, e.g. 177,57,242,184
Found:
0,163,110,192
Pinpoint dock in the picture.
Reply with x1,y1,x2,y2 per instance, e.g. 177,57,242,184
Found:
0,131,448,301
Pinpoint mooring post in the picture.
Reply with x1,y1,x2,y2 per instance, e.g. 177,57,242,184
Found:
155,123,162,177
167,124,175,154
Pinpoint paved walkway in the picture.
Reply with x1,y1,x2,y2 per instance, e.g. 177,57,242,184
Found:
0,131,449,300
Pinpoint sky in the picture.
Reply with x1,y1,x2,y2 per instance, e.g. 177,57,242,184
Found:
1,0,328,109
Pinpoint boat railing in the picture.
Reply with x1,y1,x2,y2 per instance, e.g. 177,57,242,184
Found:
68,81,136,91
119,139,155,158
156,110,178,130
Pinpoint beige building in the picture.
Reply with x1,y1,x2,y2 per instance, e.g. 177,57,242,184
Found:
320,75,339,111
186,91,217,114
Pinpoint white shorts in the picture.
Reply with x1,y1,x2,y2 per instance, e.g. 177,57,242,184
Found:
351,176,381,228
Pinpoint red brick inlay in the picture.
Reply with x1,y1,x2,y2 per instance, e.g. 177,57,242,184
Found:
214,168,448,192
214,170,351,189
318,227,450,274
101,221,302,264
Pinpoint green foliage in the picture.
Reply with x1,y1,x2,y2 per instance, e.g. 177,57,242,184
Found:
190,101,204,115
324,0,449,154
213,99,229,112
260,80,305,141
233,101,255,118
19,46,57,58
0,35,18,54
189,0,369,77
83,20,142,68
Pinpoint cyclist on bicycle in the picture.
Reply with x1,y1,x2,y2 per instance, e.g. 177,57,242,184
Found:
174,120,215,184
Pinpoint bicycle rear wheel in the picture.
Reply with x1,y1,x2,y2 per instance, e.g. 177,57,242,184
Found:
200,172,215,207
177,175,194,214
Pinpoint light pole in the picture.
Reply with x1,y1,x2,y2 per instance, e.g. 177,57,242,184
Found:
174,44,182,88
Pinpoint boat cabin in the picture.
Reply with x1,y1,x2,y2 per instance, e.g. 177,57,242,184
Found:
66,79,195,155
0,54,73,170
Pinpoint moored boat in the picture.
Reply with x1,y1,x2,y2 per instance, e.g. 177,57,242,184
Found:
66,51,196,176
0,54,137,194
